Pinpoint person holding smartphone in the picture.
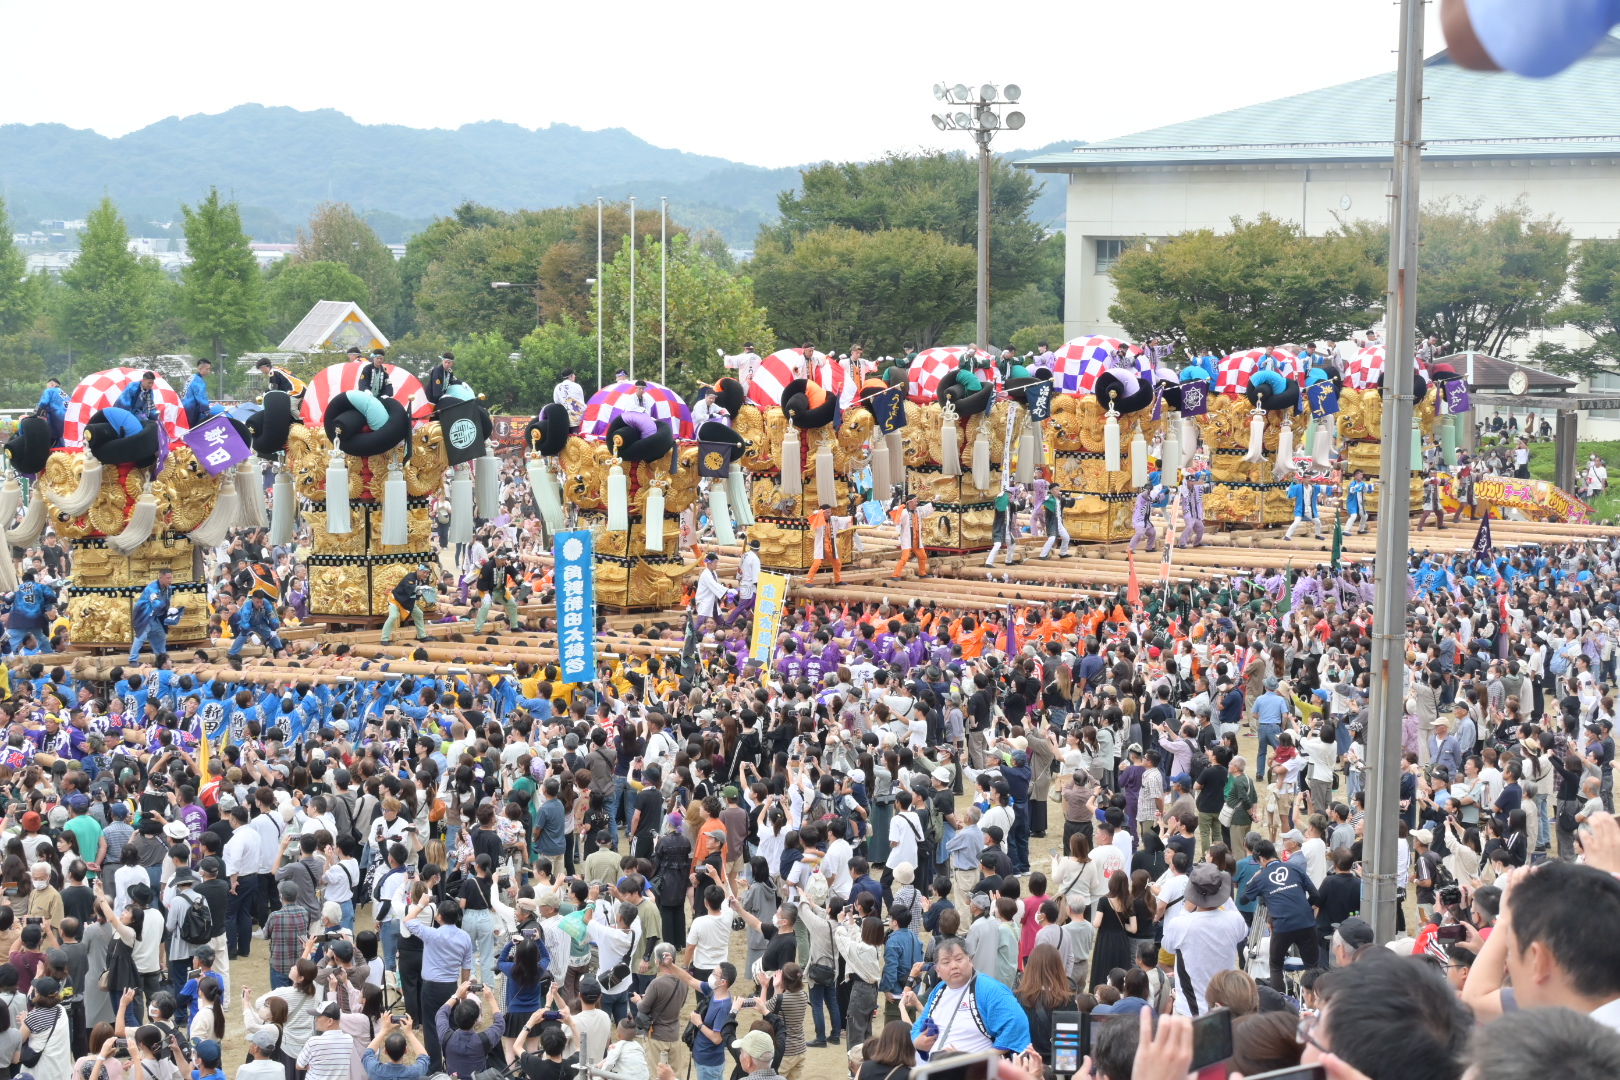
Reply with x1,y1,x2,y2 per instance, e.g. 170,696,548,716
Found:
904,938,1030,1060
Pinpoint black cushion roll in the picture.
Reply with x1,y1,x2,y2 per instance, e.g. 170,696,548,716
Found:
780,378,837,429
525,403,573,456
324,394,412,459
1093,370,1154,414
714,378,746,418
248,390,296,458
4,416,52,476
606,415,675,463
85,411,160,469
1244,380,1301,413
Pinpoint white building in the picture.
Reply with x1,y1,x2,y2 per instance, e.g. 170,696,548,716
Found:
1017,37,1620,432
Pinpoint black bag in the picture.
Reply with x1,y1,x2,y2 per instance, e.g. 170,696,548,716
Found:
806,961,836,986
179,894,215,946
1559,810,1580,834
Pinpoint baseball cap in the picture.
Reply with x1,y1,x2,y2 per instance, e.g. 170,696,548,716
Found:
733,1031,776,1060
65,794,89,811
932,767,953,785
1410,828,1434,846
1280,829,1305,844
163,820,190,840
194,1040,222,1065
109,803,127,819
328,940,355,964
199,856,224,877
1169,773,1193,788
1336,917,1375,950
250,1028,281,1051
307,1001,342,1020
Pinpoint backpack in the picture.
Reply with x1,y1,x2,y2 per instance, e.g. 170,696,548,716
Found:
179,894,214,947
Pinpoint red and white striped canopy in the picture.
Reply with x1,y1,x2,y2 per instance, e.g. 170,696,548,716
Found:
808,353,855,409
747,349,813,408
63,367,190,448
300,361,433,426
581,380,694,440
1343,344,1429,391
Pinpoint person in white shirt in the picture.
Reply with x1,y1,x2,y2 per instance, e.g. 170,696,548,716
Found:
684,889,732,978
1300,821,1329,888
693,554,727,619
821,822,855,900
622,380,655,415
723,344,761,387
322,838,362,933
554,370,587,429
586,898,640,1012
889,791,925,869
691,385,727,427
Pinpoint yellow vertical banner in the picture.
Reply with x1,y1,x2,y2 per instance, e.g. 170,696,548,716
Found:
749,572,790,665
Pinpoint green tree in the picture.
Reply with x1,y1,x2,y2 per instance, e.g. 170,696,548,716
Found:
1531,234,1620,378
751,226,974,354
600,232,773,401
0,197,44,340
1009,323,1065,355
1341,197,1572,355
1108,215,1384,352
55,197,162,360
179,188,264,361
263,260,371,343
445,319,597,415
770,151,1048,305
293,202,403,335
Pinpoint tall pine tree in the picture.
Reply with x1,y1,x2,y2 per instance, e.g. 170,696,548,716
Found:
56,197,160,361
180,188,264,363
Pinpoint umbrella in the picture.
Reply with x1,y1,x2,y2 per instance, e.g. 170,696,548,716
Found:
300,362,432,426
582,379,694,440
62,367,190,448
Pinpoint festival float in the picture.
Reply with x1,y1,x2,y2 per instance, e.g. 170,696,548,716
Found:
525,377,699,609
730,350,872,572
893,346,1010,552
255,361,462,625
1,368,232,648
1336,343,1438,507
1044,337,1166,543
1192,348,1310,526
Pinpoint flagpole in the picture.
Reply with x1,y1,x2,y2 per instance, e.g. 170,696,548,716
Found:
628,196,637,380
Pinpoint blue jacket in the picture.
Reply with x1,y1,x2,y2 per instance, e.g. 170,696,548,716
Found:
183,374,213,424
114,382,158,420
910,974,1031,1056
881,927,921,995
36,387,67,420
131,580,173,634
7,581,56,631
1240,857,1321,933
232,599,280,635
1288,482,1319,517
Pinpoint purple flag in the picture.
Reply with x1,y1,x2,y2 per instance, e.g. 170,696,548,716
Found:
1442,378,1471,415
181,414,251,477
1179,379,1210,417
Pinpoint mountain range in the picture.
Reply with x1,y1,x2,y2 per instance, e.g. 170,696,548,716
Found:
0,105,1076,246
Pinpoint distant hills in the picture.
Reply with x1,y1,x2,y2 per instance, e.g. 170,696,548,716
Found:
0,105,1076,245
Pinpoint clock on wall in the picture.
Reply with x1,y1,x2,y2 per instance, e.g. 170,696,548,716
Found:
1509,369,1530,396
1339,195,1352,210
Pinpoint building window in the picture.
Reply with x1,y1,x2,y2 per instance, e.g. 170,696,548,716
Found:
1095,238,1129,274
1590,372,1620,419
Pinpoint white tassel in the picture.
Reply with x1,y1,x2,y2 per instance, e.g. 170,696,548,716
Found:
1181,418,1199,457
0,538,14,594
187,473,240,548
728,464,754,527
815,442,837,507
448,465,475,545
0,479,20,530
1312,420,1335,467
528,455,565,533
644,484,667,551
1016,425,1036,485
606,464,629,531
382,462,408,546
107,483,159,555
871,438,891,502
885,430,904,472
43,457,102,517
940,402,961,477
1162,416,1182,482
1244,410,1266,463
708,482,736,547
475,452,500,519
1104,409,1121,473
1130,428,1149,488
5,491,46,548
269,466,296,547
325,445,352,534
1273,421,1295,480
780,430,802,496
236,461,268,527
971,422,991,491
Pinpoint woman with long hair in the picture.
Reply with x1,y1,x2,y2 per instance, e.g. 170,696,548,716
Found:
497,936,545,1057
740,856,777,976
459,853,498,985
1126,869,1156,959
1017,943,1079,1059
189,977,225,1042
335,983,386,1080
250,957,318,1057
856,1020,914,1080
1090,869,1137,978
241,991,295,1079
835,914,884,1052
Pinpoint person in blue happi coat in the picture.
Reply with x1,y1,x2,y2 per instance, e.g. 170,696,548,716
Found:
228,595,284,657
114,370,160,422
1285,473,1323,541
36,378,68,446
130,568,182,664
183,358,223,428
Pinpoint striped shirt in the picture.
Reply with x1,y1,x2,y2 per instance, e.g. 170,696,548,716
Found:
296,1028,355,1080
774,988,809,1056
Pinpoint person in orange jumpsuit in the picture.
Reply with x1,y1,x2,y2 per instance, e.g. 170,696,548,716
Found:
890,496,930,579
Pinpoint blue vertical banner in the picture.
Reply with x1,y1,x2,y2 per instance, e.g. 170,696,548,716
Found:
554,530,596,682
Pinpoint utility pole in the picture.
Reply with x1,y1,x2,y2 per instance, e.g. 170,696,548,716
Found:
1364,0,1424,945
629,196,637,381
596,197,604,389
976,133,991,350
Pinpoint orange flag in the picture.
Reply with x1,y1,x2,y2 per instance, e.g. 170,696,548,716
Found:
1128,552,1141,608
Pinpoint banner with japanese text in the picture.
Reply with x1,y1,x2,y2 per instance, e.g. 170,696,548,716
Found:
554,530,596,682
749,572,790,666
181,414,251,476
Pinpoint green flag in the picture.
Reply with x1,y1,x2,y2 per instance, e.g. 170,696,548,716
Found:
1331,504,1344,570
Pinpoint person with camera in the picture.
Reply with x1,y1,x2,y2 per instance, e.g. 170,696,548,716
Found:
633,942,690,1078
435,981,504,1080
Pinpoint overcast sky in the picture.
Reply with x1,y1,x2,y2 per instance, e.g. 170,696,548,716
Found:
5,1,1447,167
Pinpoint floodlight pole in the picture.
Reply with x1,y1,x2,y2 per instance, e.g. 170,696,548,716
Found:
976,132,991,352
629,196,637,381
661,196,668,385
596,197,604,389
1365,0,1423,947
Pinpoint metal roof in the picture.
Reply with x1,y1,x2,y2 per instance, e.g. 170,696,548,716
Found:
277,300,389,353
1018,39,1620,172
1434,352,1576,393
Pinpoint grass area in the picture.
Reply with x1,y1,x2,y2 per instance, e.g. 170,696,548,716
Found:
1524,438,1620,521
